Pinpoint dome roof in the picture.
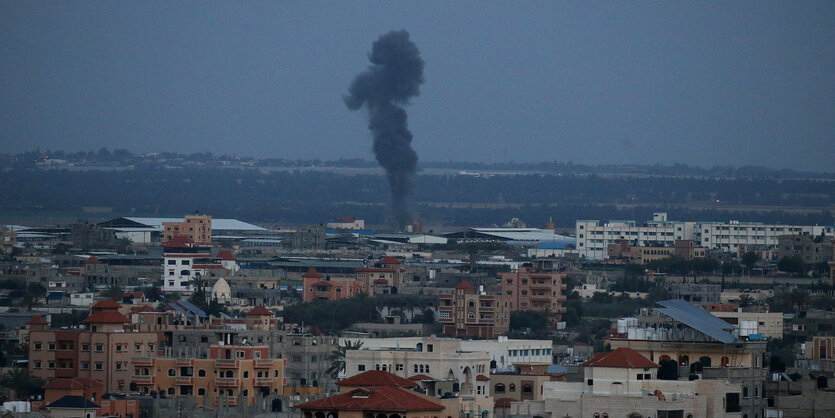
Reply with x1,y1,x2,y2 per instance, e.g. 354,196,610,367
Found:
211,278,231,299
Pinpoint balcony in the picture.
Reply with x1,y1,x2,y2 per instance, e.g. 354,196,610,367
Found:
254,377,274,386
215,377,239,387
176,359,192,367
176,377,193,385
254,359,273,369
530,295,552,302
215,359,237,368
132,375,154,384
132,357,153,367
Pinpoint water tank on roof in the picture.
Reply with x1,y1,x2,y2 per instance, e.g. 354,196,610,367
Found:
739,320,758,337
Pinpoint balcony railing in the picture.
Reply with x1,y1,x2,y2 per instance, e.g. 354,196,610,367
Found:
132,375,154,384
176,377,193,385
132,357,153,366
215,377,239,387
254,377,274,386
215,359,237,368
254,359,273,368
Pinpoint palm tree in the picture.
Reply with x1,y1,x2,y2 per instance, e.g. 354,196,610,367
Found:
0,368,45,400
326,340,364,378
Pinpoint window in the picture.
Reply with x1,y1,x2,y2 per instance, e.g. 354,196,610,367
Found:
95,344,103,352
116,363,122,370
182,260,190,266
587,379,593,386
34,361,41,369
48,362,55,369
358,364,365,371
243,371,249,378
48,343,55,351
168,369,176,376
168,260,176,265
34,343,42,350
198,369,206,377
198,388,206,396
495,384,505,393
509,384,516,392
95,362,103,370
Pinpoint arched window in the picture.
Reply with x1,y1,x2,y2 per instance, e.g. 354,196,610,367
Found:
168,369,175,376
659,355,671,362
509,384,516,392
721,356,730,367
198,388,206,396
494,384,505,393
168,387,175,395
198,369,206,377
468,301,475,307
679,355,690,366
225,370,233,378
243,371,249,378
699,356,712,367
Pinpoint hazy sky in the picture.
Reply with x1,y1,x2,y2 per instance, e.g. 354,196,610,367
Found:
2,2,834,170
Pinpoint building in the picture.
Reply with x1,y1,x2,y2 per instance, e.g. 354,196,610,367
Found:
98,216,267,244
301,267,365,302
162,214,213,245
498,266,566,324
607,239,707,264
296,370,490,418
607,300,769,418
354,256,407,296
347,336,554,372
778,233,833,265
162,236,229,293
27,300,160,393
576,212,832,260
438,280,510,338
513,347,743,418
132,344,285,408
667,283,721,306
326,217,365,230
708,309,783,340
35,378,141,418
344,337,492,399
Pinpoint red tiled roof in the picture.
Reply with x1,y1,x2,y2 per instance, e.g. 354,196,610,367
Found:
91,300,121,310
246,306,272,316
373,279,389,285
27,315,48,325
476,374,490,381
303,267,323,279
43,378,104,390
164,235,195,248
407,374,434,381
83,311,129,324
495,398,516,408
296,387,442,412
129,305,158,314
311,280,333,287
455,280,475,290
216,250,236,261
337,370,418,388
583,347,660,369
83,256,101,265
380,256,402,265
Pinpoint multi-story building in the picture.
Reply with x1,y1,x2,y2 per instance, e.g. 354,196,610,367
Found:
27,300,160,393
438,280,510,338
347,336,554,371
344,337,492,399
777,233,833,265
607,239,707,264
607,300,768,418
162,214,212,246
577,212,832,260
509,347,743,418
498,266,566,324
354,256,407,296
132,344,285,408
162,236,229,293
708,308,784,340
301,268,365,302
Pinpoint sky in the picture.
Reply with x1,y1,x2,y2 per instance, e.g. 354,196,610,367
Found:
1,2,834,170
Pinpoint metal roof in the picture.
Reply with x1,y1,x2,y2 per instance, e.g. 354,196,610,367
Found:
118,217,267,231
656,299,737,344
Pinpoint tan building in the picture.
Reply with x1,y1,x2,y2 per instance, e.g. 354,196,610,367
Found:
132,344,285,408
27,300,160,393
498,266,566,324
296,370,492,418
709,310,783,339
438,280,510,338
608,239,707,264
162,214,213,245
515,347,744,418
345,338,492,399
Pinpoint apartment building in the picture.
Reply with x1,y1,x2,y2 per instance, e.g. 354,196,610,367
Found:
576,212,831,260
344,338,492,399
27,300,160,392
132,344,285,408
438,280,510,338
510,347,744,418
498,266,567,324
607,239,707,264
301,267,365,302
162,214,212,246
162,236,227,293
777,233,833,264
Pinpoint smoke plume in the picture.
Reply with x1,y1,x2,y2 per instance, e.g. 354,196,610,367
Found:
345,30,424,229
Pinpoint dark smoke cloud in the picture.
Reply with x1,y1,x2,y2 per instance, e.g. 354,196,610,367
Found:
345,30,424,229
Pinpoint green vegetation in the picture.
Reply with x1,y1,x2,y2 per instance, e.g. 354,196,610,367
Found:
326,340,364,378
283,295,381,333
0,368,45,400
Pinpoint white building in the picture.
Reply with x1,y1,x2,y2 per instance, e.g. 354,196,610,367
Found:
70,292,95,306
162,238,226,293
343,336,552,371
576,212,832,260
326,217,365,230
344,337,492,398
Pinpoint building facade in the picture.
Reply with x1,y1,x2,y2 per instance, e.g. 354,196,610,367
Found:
438,280,510,338
162,214,213,246
498,266,566,323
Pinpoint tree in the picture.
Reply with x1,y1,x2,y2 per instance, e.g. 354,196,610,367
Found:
22,283,47,309
738,294,754,308
102,284,124,301
0,368,45,400
778,256,805,275
741,252,760,275
326,340,364,378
